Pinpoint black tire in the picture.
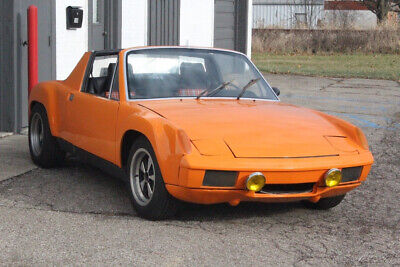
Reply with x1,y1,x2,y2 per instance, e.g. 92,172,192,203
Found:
126,136,178,220
303,194,346,210
29,104,65,168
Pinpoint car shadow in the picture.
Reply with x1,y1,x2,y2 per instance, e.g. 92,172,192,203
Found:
175,201,303,222
0,157,306,221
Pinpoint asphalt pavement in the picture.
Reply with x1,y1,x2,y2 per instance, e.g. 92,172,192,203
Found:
0,74,399,265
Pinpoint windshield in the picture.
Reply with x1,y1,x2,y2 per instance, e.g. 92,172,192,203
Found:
126,48,277,100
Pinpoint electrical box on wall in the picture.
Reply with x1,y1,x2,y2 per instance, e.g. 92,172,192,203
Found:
66,6,83,29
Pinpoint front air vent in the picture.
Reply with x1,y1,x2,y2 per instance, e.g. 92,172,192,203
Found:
202,170,238,187
260,183,315,194
342,166,362,182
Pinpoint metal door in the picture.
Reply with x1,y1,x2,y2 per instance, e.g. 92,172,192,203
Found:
214,0,236,50
148,0,180,46
89,0,106,50
16,0,54,128
89,0,121,51
214,0,248,53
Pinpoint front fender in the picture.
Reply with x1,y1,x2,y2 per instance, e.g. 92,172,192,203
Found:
314,110,370,151
116,103,195,185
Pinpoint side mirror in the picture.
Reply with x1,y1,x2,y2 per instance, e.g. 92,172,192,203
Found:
272,87,280,96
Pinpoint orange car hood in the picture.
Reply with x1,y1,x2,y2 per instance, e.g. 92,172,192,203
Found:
138,99,358,158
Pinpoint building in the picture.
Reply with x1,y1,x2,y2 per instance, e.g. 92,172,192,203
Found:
0,0,253,133
253,0,325,29
324,0,377,29
252,0,377,29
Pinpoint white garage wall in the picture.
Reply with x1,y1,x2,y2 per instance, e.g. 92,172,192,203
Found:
247,0,253,57
121,0,148,48
53,0,251,79
180,0,214,47
55,0,88,80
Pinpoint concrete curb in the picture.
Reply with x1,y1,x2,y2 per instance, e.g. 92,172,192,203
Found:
0,132,13,138
0,135,36,182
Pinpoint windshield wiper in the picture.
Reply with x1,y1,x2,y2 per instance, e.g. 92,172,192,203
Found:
236,78,260,100
196,81,232,100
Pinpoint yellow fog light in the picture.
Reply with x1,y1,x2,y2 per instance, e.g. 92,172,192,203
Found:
246,172,266,192
325,168,342,187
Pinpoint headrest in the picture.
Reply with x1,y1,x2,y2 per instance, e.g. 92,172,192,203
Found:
107,63,116,76
180,63,206,77
127,64,134,76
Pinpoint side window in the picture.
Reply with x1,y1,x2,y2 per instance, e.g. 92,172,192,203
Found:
84,54,118,98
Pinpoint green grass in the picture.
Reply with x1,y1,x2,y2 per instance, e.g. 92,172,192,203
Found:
252,53,400,81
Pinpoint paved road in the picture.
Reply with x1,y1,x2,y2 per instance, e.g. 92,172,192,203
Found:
0,75,399,265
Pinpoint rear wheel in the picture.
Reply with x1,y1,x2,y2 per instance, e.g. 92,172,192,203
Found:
303,194,346,210
29,104,65,168
126,136,178,220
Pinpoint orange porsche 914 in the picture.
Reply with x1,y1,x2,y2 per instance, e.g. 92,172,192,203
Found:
28,47,373,220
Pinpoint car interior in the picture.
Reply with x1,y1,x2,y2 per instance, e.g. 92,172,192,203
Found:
126,58,259,99
86,63,117,97
83,51,266,100
127,62,214,98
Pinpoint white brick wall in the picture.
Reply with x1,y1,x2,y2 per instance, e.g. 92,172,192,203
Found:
180,0,214,47
180,0,252,57
55,0,88,80
121,0,148,48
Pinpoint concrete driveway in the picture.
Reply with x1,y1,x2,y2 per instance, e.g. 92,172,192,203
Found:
0,75,399,265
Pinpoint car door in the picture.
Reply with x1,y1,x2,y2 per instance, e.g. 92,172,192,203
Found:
66,53,120,164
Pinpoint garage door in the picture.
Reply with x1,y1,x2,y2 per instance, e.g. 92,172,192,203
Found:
148,0,180,46
214,0,236,50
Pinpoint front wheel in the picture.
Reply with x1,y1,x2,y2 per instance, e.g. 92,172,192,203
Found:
303,194,346,210
127,136,178,220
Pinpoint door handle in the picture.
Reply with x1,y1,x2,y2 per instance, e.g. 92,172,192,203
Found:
69,93,74,101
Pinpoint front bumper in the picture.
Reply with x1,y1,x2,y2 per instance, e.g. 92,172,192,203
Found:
166,182,361,205
164,150,373,205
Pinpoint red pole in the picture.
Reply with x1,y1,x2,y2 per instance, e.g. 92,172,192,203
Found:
28,5,38,96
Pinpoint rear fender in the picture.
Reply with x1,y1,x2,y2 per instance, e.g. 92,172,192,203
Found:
28,81,69,137
28,52,91,137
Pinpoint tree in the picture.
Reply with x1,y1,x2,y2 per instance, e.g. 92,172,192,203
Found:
362,0,400,23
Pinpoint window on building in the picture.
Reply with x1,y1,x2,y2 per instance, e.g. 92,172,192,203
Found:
295,13,307,27
93,0,100,23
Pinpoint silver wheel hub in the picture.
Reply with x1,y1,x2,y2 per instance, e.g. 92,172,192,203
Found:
129,148,156,206
30,113,44,157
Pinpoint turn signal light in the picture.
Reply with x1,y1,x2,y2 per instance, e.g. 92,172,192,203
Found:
325,169,342,187
246,172,266,192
